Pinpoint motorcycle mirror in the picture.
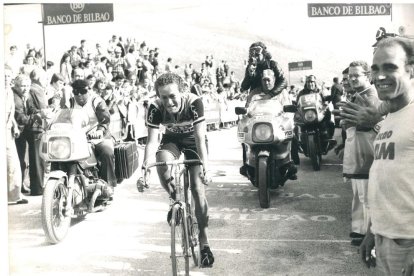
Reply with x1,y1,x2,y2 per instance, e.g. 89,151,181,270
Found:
283,105,298,113
235,107,247,115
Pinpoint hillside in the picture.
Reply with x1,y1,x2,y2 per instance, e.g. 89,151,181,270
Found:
4,2,398,86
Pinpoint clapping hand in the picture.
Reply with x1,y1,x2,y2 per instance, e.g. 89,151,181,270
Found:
336,94,381,129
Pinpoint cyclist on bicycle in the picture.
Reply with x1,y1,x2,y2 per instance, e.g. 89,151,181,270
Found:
139,72,214,267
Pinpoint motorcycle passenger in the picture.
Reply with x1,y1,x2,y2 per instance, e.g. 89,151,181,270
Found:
139,72,214,267
295,75,336,151
71,79,116,197
241,41,287,96
241,69,297,180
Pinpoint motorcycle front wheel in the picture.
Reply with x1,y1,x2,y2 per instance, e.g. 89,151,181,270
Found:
308,135,321,171
41,177,71,244
257,156,270,208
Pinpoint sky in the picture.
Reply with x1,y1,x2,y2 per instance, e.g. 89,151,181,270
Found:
3,1,414,85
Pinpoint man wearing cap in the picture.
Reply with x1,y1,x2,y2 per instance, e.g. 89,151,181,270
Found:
242,69,297,180
241,41,287,97
71,79,116,197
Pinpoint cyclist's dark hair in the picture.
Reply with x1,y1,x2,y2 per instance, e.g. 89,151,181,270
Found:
154,72,185,96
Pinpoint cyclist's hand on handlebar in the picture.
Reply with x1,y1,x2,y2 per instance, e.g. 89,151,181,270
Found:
200,170,213,185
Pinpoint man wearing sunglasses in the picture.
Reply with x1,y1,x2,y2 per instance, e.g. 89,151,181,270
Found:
71,79,116,197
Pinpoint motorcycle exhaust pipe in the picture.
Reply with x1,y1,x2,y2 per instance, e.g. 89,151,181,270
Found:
88,189,103,213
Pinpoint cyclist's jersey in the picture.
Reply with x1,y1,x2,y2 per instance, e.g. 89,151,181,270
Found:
146,93,205,137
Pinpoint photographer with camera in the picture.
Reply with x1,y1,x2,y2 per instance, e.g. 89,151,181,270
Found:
240,41,287,95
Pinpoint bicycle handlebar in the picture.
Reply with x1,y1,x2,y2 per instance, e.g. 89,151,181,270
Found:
143,159,203,170
138,159,208,192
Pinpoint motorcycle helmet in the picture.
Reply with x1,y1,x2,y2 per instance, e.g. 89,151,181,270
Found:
306,75,316,83
249,41,266,58
305,75,317,91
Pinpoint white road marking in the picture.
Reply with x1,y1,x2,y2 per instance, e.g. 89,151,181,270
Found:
142,237,349,243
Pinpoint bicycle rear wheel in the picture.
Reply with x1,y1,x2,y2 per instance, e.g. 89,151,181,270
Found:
171,204,190,276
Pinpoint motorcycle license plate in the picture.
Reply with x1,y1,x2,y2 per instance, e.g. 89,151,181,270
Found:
238,132,245,141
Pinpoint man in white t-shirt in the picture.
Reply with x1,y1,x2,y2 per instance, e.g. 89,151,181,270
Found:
352,37,414,275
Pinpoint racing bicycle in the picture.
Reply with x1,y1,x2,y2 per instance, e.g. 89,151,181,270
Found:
142,158,204,276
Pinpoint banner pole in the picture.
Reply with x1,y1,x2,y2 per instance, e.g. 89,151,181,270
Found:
40,4,47,69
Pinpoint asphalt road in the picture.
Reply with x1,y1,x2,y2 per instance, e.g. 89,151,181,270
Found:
8,127,378,276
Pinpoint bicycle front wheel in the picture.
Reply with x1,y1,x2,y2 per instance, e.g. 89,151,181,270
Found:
187,202,200,267
171,204,190,276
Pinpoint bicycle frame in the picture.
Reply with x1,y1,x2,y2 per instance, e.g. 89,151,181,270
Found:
143,158,203,275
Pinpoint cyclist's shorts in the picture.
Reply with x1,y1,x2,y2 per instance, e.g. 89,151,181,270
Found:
158,134,208,161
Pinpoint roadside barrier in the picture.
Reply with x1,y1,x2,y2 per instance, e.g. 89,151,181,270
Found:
109,97,243,143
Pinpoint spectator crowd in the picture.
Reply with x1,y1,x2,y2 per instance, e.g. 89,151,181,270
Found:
5,34,242,204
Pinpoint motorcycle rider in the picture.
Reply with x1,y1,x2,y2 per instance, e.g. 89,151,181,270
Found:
241,69,297,180
294,75,336,153
71,79,116,197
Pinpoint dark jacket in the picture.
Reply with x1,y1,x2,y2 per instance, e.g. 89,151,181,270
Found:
13,90,33,132
28,82,48,115
330,83,344,107
241,59,287,97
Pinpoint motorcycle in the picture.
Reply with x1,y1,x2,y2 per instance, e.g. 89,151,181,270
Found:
293,93,336,171
39,108,113,244
235,94,295,208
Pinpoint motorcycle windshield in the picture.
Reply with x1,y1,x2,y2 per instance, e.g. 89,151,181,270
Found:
49,109,90,131
247,97,283,116
298,93,323,108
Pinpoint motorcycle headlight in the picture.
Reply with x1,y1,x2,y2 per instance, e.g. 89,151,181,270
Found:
253,123,273,143
304,110,317,122
49,137,71,159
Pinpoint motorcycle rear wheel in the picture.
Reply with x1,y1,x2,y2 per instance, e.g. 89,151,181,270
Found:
308,135,321,171
257,156,270,208
41,177,71,244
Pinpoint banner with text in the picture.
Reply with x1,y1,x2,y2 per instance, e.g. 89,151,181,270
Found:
308,3,391,17
288,61,312,71
42,3,114,25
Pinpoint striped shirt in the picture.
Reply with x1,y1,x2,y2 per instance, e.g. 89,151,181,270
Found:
146,93,204,136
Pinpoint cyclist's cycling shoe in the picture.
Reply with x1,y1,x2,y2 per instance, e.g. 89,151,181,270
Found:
200,246,214,267
280,162,297,180
136,177,149,193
